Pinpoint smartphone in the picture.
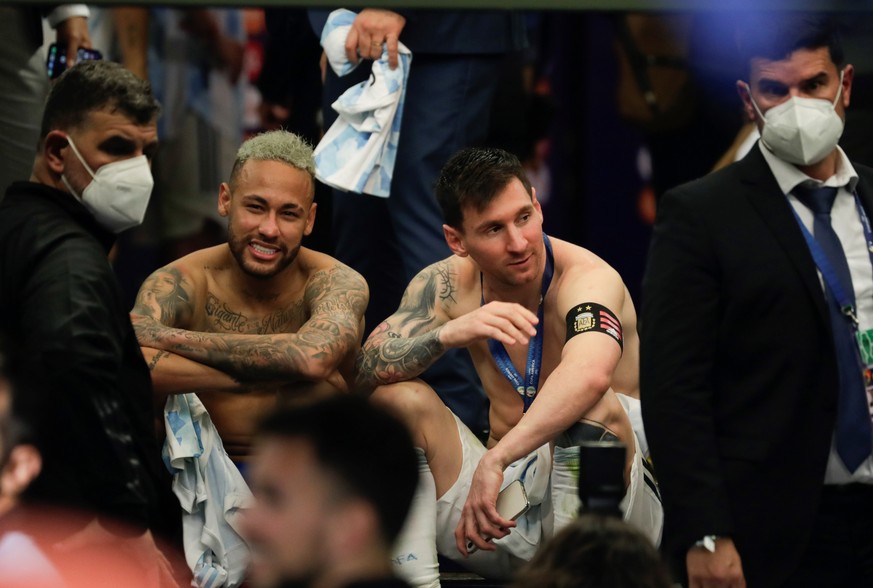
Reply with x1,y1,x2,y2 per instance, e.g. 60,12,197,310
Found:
466,480,530,554
46,43,103,80
496,479,530,520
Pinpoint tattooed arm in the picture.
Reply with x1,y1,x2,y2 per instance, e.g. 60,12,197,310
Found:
133,264,245,396
133,264,368,382
132,265,195,326
142,347,242,403
354,262,452,390
355,259,539,391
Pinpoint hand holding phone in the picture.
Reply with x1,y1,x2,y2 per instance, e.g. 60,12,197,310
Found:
465,480,530,555
46,43,103,80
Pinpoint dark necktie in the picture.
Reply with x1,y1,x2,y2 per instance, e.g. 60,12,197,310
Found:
794,185,872,472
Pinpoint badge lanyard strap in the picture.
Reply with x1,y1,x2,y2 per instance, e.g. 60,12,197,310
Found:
854,193,873,278
790,191,873,333
482,233,554,413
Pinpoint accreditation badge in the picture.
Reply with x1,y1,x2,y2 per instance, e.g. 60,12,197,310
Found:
855,327,873,418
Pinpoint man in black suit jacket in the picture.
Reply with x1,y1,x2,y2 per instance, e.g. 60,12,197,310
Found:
641,15,873,588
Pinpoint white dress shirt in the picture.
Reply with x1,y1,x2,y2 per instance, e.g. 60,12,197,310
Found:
760,141,873,484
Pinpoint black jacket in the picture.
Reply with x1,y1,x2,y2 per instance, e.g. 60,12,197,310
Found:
0,181,163,530
641,145,873,586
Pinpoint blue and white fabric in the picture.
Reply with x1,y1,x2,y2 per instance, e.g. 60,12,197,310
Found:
314,9,412,197
164,394,252,588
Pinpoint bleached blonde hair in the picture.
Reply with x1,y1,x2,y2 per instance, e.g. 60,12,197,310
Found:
229,130,315,190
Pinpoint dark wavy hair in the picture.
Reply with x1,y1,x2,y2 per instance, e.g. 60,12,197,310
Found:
737,13,843,74
511,514,673,588
39,60,160,143
435,146,533,230
256,395,418,544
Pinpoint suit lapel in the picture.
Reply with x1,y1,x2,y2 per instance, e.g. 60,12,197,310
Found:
739,145,831,322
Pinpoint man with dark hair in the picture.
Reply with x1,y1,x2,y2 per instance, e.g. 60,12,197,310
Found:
0,60,175,582
642,14,873,588
308,8,528,440
510,514,673,588
242,395,417,588
356,147,662,587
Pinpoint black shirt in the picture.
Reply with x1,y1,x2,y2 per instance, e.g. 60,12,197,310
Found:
0,181,163,530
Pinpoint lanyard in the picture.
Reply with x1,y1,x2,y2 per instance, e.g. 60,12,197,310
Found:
482,233,554,412
790,190,873,330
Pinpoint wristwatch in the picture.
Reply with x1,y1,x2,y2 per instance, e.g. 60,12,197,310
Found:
694,535,719,553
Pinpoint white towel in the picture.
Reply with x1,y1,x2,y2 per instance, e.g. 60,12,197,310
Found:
314,9,412,197
164,394,253,588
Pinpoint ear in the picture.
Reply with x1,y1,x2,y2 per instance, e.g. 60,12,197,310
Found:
841,63,854,110
218,182,232,217
304,202,317,237
43,131,70,176
443,224,468,257
531,187,542,215
736,80,757,124
0,444,42,498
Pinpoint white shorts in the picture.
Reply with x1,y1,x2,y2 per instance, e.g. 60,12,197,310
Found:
434,413,663,579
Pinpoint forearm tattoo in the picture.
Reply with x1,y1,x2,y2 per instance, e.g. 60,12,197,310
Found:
356,327,445,388
147,350,169,371
355,262,455,389
135,265,367,381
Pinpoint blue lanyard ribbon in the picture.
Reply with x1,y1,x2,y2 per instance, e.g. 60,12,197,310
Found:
482,233,554,412
790,190,873,330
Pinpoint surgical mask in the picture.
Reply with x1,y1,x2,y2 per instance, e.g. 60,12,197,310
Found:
60,136,154,233
745,72,845,166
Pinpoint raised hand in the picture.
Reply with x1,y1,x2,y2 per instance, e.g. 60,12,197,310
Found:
439,301,538,349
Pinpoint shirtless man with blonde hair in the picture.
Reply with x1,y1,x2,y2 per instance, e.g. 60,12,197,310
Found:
356,147,662,587
132,130,367,463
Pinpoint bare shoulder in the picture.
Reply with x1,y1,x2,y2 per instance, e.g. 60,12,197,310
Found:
549,237,627,314
408,254,479,319
173,245,229,285
165,245,231,303
299,248,368,311
132,245,235,325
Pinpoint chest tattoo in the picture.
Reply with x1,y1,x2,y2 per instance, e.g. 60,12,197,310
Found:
205,292,305,334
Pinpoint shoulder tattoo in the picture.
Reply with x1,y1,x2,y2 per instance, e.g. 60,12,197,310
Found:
134,266,193,324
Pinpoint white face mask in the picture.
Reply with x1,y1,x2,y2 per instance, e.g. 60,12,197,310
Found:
745,72,845,166
60,136,154,233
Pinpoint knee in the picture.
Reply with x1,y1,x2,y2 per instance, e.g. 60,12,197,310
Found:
371,380,443,432
371,379,435,414
556,421,621,448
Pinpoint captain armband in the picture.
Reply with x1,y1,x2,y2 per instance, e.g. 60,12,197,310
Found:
565,302,623,351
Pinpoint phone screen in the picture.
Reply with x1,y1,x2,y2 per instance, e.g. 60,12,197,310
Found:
46,43,103,80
